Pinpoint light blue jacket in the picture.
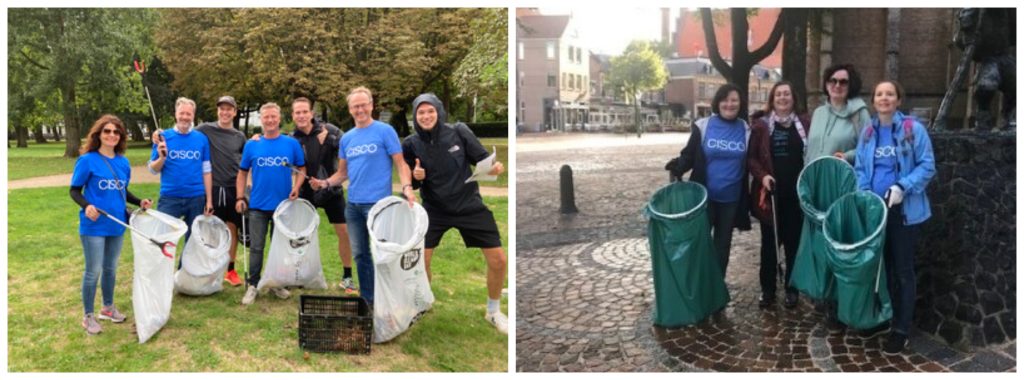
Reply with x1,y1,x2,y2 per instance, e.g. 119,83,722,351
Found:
854,111,936,225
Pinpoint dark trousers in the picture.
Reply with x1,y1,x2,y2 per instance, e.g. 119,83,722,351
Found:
245,209,275,287
884,206,921,335
708,200,739,278
759,195,803,296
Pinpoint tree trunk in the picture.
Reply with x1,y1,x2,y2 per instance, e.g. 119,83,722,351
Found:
390,103,411,137
702,8,785,121
128,119,145,142
243,107,251,136
16,125,30,148
807,10,823,107
33,126,47,143
885,9,902,81
62,85,81,158
783,9,809,113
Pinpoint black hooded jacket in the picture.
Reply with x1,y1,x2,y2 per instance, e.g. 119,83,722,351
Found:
402,93,490,215
292,119,343,199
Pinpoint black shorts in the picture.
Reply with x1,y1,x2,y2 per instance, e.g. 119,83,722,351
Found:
424,207,503,249
212,186,242,226
301,189,347,224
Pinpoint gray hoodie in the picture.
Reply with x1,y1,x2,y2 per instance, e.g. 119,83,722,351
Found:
805,97,870,165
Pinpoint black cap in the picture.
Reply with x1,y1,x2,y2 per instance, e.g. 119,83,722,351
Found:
216,95,237,109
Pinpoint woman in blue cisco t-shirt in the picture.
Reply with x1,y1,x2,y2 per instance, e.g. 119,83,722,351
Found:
69,115,152,335
670,83,752,278
854,80,935,355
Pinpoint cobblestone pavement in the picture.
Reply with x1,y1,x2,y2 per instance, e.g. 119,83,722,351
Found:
515,133,1016,372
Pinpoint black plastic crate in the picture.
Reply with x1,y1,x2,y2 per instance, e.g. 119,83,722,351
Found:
298,295,373,354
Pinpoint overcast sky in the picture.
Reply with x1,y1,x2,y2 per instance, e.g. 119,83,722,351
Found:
539,7,678,56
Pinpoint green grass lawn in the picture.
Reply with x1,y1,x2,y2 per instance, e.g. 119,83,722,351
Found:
7,141,155,181
8,139,508,187
7,183,508,372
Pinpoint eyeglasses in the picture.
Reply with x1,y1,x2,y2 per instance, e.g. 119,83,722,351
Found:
101,128,122,135
349,103,372,110
828,78,850,87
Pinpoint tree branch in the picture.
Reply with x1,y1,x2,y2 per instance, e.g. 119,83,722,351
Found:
19,50,51,71
700,8,733,79
750,9,786,62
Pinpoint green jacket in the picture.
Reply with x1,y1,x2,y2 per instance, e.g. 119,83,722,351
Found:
805,97,870,165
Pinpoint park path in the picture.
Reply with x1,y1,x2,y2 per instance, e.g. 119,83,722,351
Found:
7,165,508,197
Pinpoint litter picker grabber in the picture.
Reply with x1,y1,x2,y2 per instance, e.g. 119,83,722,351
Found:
769,188,784,286
96,207,175,258
241,210,249,286
132,54,160,133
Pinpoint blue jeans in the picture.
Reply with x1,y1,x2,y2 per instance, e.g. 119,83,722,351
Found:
245,209,275,287
157,195,205,268
80,234,124,315
884,209,921,335
346,202,375,304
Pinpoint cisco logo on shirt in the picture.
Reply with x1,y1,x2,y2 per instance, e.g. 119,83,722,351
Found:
706,139,746,152
256,156,290,167
346,143,379,158
875,146,898,158
168,150,201,160
98,179,127,190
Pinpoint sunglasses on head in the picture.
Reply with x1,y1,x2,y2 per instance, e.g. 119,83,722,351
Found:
828,78,850,86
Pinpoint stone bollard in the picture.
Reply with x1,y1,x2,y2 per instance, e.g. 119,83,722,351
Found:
559,165,578,214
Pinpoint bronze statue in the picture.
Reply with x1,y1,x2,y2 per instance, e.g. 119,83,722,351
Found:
956,8,1016,130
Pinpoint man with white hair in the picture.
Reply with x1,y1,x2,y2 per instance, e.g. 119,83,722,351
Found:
235,102,306,305
148,97,214,268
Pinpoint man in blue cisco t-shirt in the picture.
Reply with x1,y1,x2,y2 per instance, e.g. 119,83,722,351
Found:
235,102,306,306
148,97,213,268
311,86,416,306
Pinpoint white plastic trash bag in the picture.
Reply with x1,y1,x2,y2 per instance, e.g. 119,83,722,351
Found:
368,196,434,343
257,198,327,290
174,215,231,296
130,209,187,344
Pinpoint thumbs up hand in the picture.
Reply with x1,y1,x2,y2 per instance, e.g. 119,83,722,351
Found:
413,158,426,181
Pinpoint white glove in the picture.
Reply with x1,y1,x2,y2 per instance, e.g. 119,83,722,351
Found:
885,185,904,208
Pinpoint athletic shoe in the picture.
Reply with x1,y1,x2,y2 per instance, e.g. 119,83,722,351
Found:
224,270,243,287
98,305,126,323
340,277,359,295
272,287,291,300
882,332,909,355
485,311,508,335
858,323,889,339
783,292,799,309
242,285,258,305
82,314,102,335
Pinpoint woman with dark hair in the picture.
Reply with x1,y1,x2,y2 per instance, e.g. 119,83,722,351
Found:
854,80,935,354
806,63,870,164
70,114,152,335
670,83,751,278
747,81,811,308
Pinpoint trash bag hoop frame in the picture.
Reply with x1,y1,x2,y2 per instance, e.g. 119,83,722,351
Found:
796,155,855,223
822,191,889,252
272,198,320,239
644,181,708,220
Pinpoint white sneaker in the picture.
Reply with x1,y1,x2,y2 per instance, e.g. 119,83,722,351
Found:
485,311,508,335
242,285,258,305
272,287,291,300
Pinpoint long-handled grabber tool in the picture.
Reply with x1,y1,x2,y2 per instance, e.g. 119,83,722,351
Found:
96,207,175,258
769,188,785,286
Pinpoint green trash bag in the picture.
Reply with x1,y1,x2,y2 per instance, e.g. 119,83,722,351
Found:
642,181,729,327
790,156,856,301
823,191,893,330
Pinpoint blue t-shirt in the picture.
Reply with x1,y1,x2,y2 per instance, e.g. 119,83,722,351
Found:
703,116,747,203
71,152,132,236
239,135,305,211
871,125,899,197
339,121,402,204
150,128,211,198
